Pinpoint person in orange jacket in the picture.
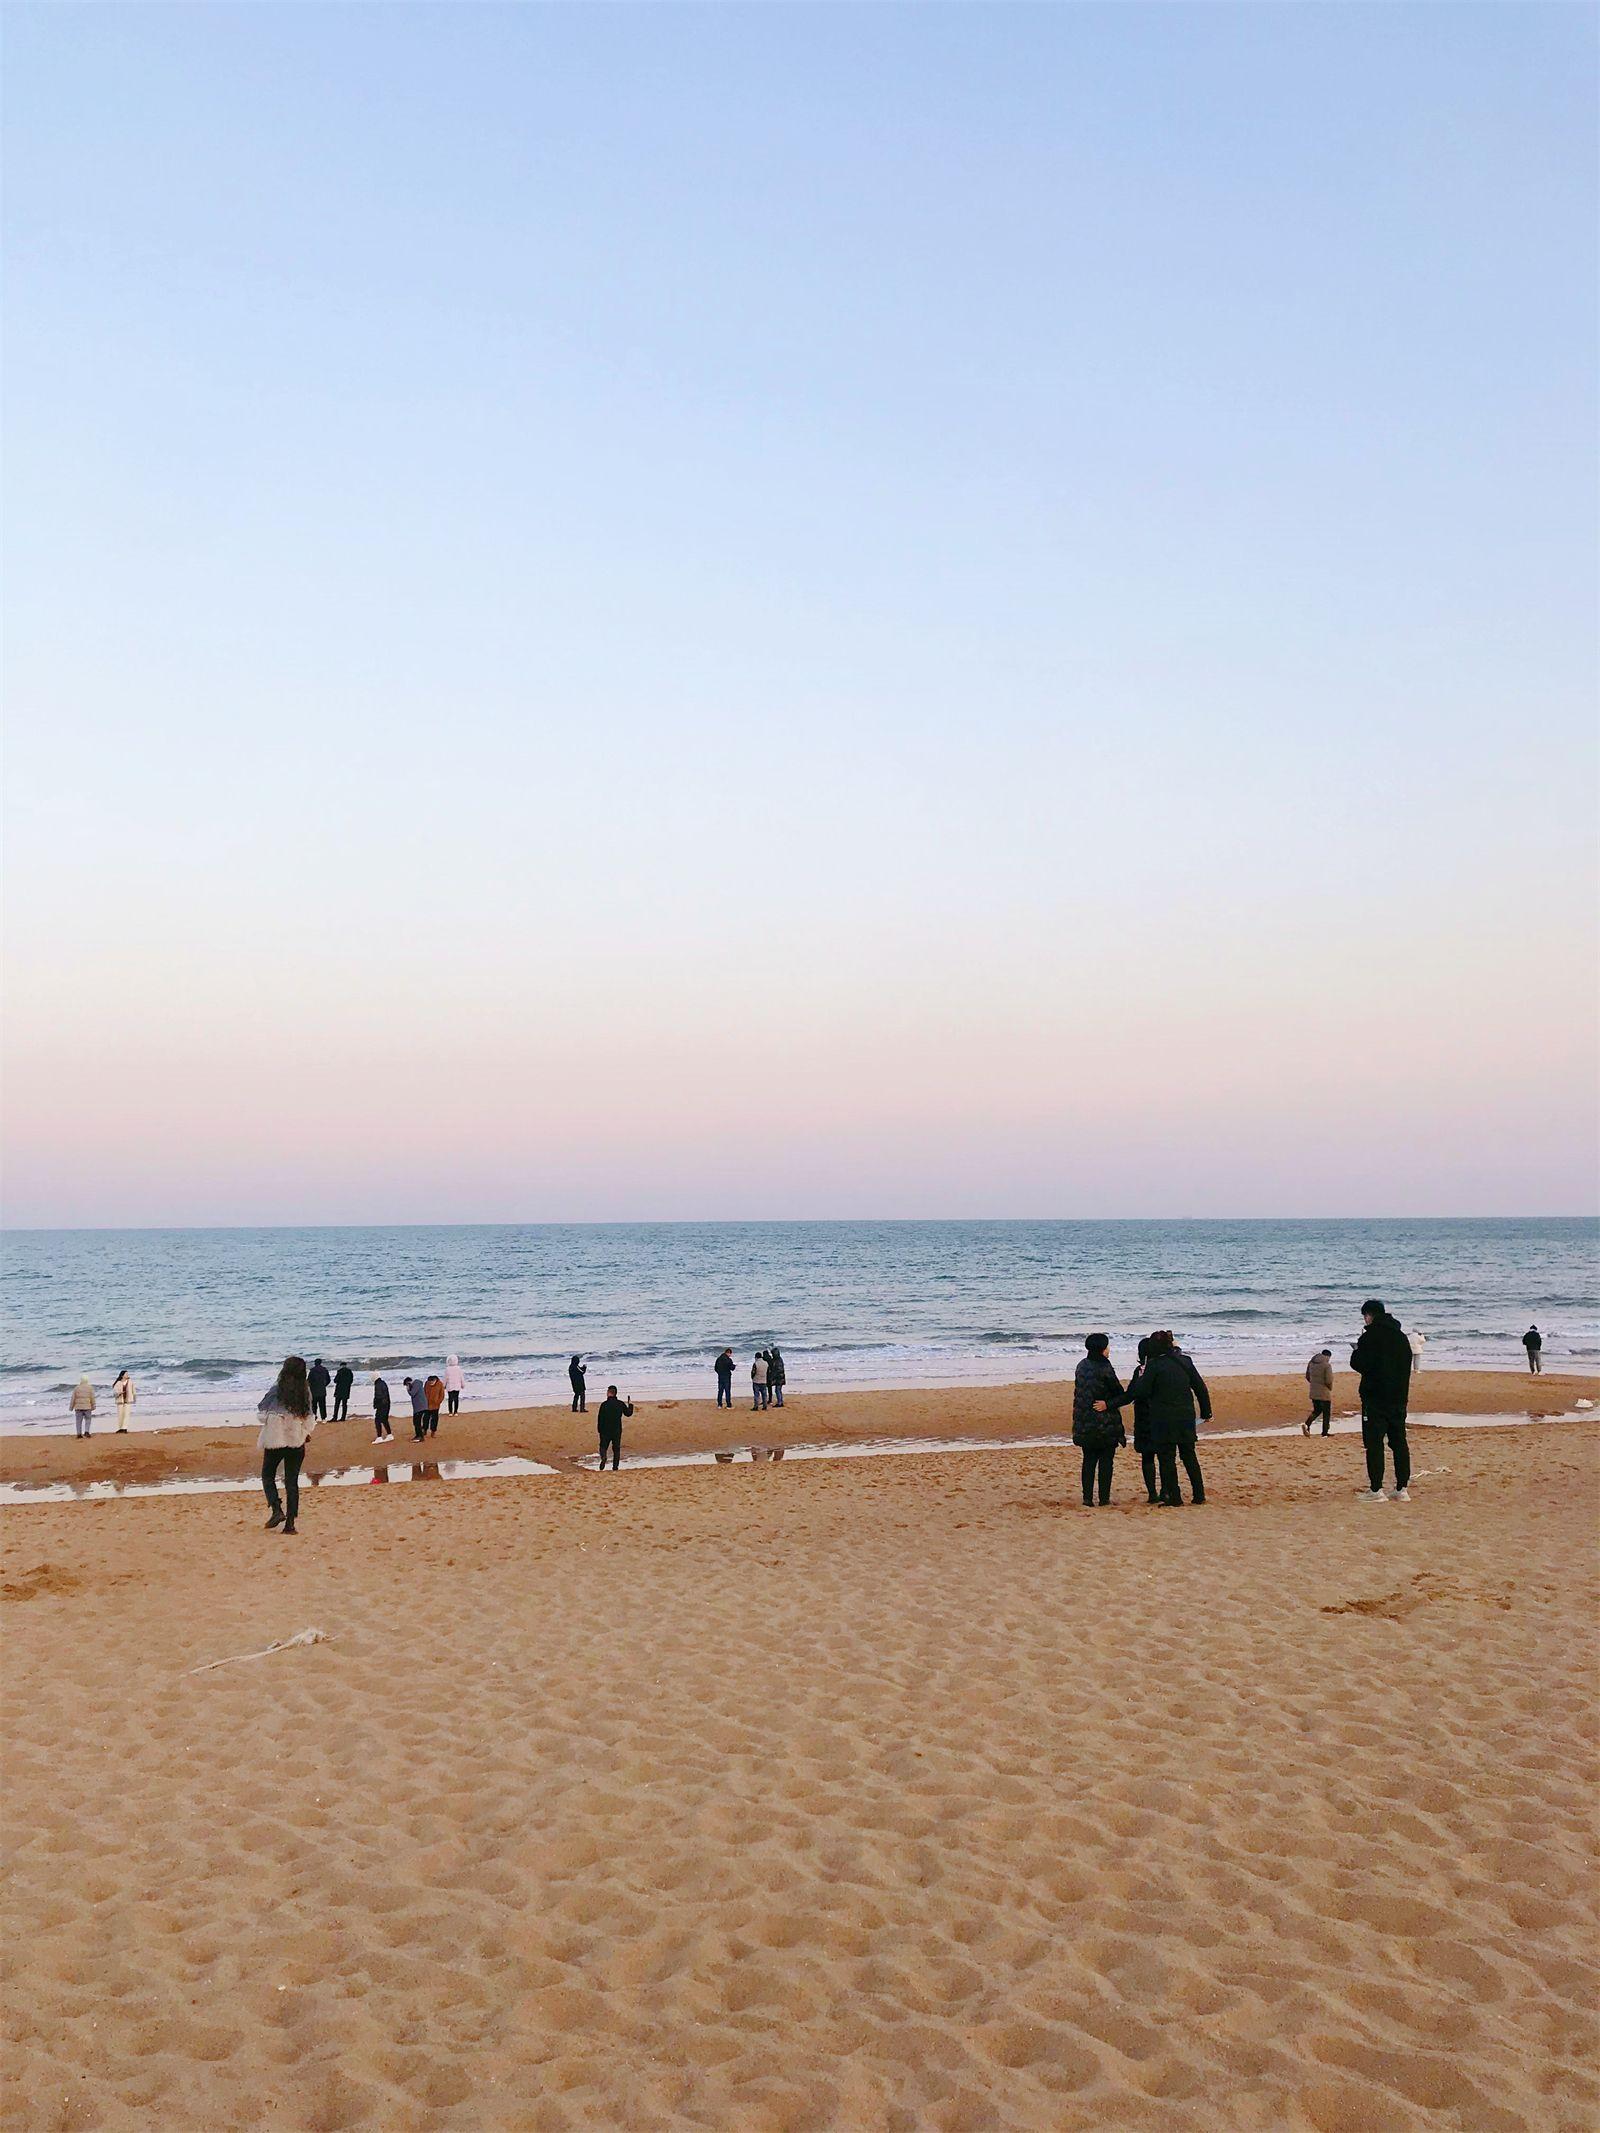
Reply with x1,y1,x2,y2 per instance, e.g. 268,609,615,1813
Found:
422,1371,446,1437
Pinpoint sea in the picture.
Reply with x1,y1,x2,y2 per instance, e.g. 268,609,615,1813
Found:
1,1218,1595,1434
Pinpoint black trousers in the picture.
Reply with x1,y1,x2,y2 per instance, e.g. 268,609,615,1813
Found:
1306,1399,1331,1434
1362,1408,1410,1491
447,1390,460,1414
425,1410,439,1436
374,1410,392,1438
412,1412,427,1439
1156,1436,1205,1504
597,1423,622,1470
1140,1451,1159,1501
1527,1351,1542,1373
310,1391,327,1420
332,1393,349,1422
1080,1444,1115,1505
262,1445,304,1521
571,1389,586,1412
716,1381,733,1408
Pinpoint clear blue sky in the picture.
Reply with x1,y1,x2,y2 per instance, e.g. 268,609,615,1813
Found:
4,3,1595,1224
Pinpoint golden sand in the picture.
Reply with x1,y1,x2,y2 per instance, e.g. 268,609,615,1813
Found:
2,1384,1597,2131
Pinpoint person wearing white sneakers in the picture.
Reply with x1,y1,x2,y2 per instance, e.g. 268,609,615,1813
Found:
1350,1298,1413,1502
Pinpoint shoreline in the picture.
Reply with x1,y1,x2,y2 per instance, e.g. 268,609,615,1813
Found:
4,1367,1594,1491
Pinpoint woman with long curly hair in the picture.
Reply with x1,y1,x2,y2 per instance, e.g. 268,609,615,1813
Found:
258,1355,315,1535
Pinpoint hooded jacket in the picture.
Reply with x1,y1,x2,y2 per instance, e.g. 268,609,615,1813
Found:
1306,1353,1334,1400
423,1374,445,1411
768,1349,786,1387
444,1357,464,1393
70,1378,96,1413
1116,1350,1211,1444
334,1365,354,1399
1350,1313,1413,1412
373,1376,391,1419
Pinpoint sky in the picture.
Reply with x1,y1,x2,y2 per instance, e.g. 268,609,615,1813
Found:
3,3,1596,1226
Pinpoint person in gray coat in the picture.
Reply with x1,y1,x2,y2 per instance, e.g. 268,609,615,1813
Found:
1303,1350,1334,1436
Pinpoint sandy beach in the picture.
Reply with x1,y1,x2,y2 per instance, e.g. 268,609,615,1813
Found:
2,1375,1597,2130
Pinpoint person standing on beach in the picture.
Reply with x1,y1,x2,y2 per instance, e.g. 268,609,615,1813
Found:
112,1369,136,1433
1350,1299,1413,1501
1409,1328,1426,1373
258,1354,315,1535
1523,1325,1543,1374
751,1351,770,1410
444,1355,464,1415
422,1372,445,1436
1073,1335,1126,1506
768,1346,787,1408
1099,1331,1209,1505
332,1362,354,1423
595,1385,633,1471
1127,1336,1158,1501
714,1349,735,1409
308,1359,330,1422
69,1375,96,1438
372,1374,393,1443
569,1356,587,1413
1303,1350,1334,1436
404,1375,427,1441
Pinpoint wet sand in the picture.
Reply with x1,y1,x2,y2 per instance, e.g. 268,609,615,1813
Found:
2,1396,1597,2131
2,1368,1593,1490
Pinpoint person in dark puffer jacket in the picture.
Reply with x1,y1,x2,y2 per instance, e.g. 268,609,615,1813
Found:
1072,1335,1127,1507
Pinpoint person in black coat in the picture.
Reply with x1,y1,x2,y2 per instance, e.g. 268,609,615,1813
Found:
1072,1335,1127,1506
371,1374,393,1443
569,1356,587,1413
1127,1336,1159,1502
595,1385,633,1471
1522,1324,1543,1375
714,1349,735,1409
332,1362,354,1423
1100,1330,1209,1505
307,1359,330,1422
1351,1299,1413,1499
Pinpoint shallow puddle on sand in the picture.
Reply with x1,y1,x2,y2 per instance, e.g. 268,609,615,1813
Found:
3,1415,1584,1502
0,1455,560,1506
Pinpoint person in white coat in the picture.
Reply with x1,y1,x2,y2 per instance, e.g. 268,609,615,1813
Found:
751,1351,769,1411
112,1370,136,1432
70,1376,96,1439
444,1355,464,1416
257,1355,316,1535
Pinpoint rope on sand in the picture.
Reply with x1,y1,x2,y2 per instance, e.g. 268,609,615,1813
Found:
187,1627,331,1675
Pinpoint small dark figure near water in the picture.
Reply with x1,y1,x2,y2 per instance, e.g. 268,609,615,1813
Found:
307,1359,330,1421
1072,1335,1126,1506
569,1356,587,1413
404,1375,427,1441
1303,1349,1334,1436
714,1348,735,1408
332,1362,354,1422
1351,1299,1413,1501
768,1346,787,1408
1523,1324,1543,1374
372,1374,393,1443
258,1355,314,1535
1101,1330,1210,1506
596,1385,633,1471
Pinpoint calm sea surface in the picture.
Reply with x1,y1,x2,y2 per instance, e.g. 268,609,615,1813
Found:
2,1219,1595,1433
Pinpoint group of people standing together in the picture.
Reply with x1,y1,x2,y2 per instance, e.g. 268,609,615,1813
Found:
304,1356,465,1443
1072,1331,1211,1508
714,1346,786,1409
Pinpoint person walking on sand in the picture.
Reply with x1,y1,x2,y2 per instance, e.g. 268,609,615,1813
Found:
332,1362,354,1423
1523,1324,1543,1374
422,1371,445,1437
1073,1335,1126,1507
1351,1298,1414,1502
1099,1330,1210,1506
768,1345,787,1409
307,1359,330,1422
751,1350,770,1411
444,1355,464,1415
569,1356,587,1413
112,1369,136,1433
595,1385,633,1471
258,1355,315,1535
1303,1350,1334,1436
714,1348,735,1409
70,1375,96,1439
372,1374,393,1443
404,1375,427,1441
